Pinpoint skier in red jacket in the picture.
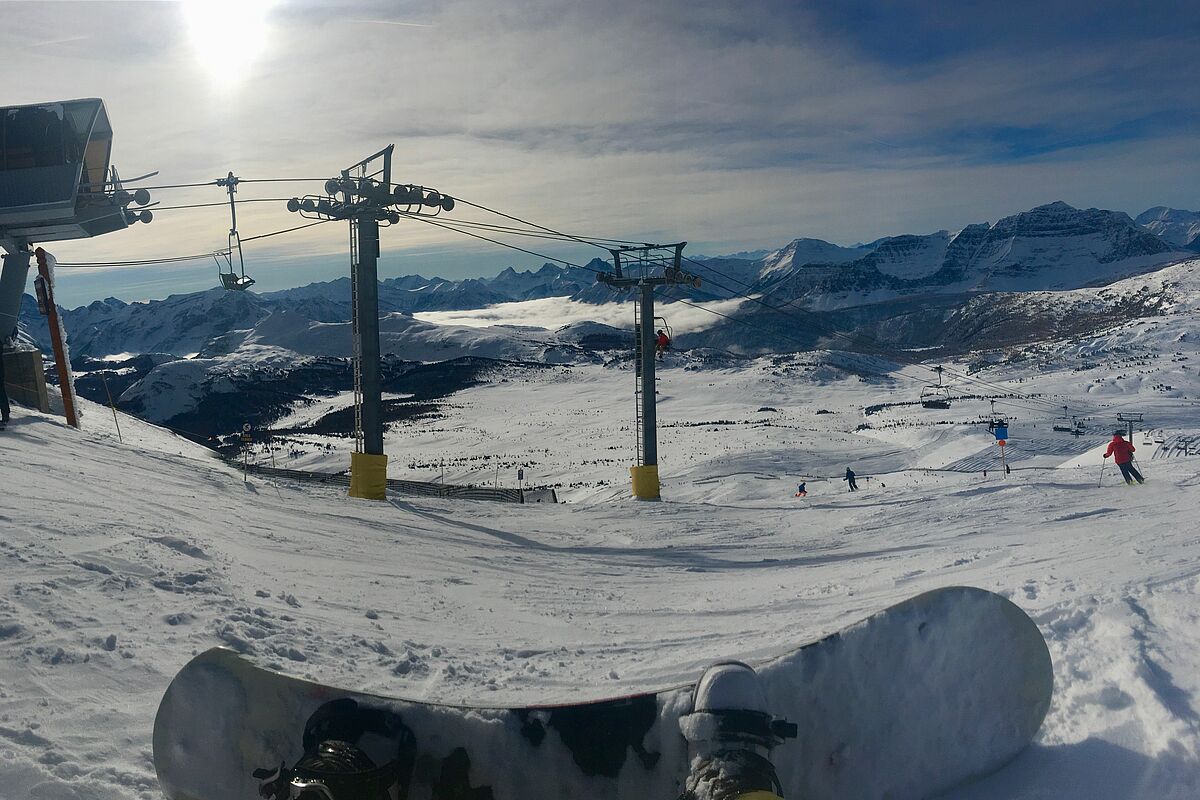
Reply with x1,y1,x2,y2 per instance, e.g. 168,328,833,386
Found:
655,329,671,360
1103,432,1144,484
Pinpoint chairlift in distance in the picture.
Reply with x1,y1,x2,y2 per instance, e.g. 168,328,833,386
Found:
654,316,673,345
216,171,254,290
985,399,1006,431
920,365,951,409
1051,405,1086,435
652,316,674,359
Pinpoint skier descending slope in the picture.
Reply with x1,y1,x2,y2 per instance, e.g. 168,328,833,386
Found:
677,662,796,800
1103,431,1144,485
842,468,858,492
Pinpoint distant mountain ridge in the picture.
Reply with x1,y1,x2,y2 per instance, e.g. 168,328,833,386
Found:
751,202,1183,312
1135,207,1200,251
16,200,1195,362
15,200,1199,446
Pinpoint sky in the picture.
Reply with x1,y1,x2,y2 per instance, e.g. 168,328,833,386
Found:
2,0,1199,307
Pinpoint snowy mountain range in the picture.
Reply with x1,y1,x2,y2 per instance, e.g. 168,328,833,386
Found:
13,200,1199,439
1135,206,1200,251
19,201,1193,359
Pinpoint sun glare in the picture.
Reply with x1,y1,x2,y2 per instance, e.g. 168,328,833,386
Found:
182,0,278,90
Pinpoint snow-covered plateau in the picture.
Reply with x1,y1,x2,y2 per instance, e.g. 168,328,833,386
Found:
3,283,1200,799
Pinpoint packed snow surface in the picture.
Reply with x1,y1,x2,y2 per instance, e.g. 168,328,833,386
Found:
2,346,1200,799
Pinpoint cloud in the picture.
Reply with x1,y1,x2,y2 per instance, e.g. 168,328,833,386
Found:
414,295,748,332
5,0,1199,304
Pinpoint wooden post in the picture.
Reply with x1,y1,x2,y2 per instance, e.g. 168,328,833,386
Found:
34,248,79,429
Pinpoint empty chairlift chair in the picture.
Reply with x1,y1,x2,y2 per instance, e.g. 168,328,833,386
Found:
920,366,952,410
215,172,254,290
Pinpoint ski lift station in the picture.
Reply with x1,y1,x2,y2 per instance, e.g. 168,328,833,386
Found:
0,98,151,334
0,98,151,247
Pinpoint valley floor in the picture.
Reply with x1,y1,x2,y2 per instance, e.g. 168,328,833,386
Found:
2,347,1200,798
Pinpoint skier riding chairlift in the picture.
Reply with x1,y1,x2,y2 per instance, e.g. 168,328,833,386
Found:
656,328,671,360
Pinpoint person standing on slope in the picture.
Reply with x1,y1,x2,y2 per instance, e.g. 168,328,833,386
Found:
1103,432,1144,485
843,467,858,492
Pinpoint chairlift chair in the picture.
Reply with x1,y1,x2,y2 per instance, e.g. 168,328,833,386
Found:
216,235,254,291
920,365,951,409
215,173,254,290
1052,406,1074,433
653,316,673,346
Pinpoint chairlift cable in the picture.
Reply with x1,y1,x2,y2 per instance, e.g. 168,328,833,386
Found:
52,218,336,268
240,218,337,243
675,253,1088,416
54,252,223,267
405,215,632,247
448,196,650,249
393,214,605,272
106,177,329,192
399,210,1082,421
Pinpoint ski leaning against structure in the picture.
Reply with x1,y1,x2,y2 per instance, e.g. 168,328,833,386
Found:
152,587,1053,800
1103,431,1145,485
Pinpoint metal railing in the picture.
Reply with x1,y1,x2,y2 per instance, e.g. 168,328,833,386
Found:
230,457,553,505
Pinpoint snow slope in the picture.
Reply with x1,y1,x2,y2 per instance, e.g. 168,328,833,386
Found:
3,335,1200,797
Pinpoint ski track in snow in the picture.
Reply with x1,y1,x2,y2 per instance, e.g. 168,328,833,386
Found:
3,336,1200,798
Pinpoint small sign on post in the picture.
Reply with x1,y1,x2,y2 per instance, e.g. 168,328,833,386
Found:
993,424,1009,477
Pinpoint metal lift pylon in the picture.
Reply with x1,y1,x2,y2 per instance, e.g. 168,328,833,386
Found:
596,243,701,500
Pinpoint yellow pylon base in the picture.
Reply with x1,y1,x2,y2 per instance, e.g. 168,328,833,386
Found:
349,452,388,500
630,464,660,500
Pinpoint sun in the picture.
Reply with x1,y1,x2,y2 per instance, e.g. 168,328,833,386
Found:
182,0,278,90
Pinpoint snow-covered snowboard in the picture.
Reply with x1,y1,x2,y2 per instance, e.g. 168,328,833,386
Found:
153,586,1052,800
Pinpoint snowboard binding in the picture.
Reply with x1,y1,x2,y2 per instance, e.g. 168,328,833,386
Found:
254,698,416,800
678,661,797,800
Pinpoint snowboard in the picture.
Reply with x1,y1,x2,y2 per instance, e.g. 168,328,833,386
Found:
153,586,1052,800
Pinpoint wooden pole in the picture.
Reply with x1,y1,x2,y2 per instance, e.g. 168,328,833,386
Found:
34,248,79,429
